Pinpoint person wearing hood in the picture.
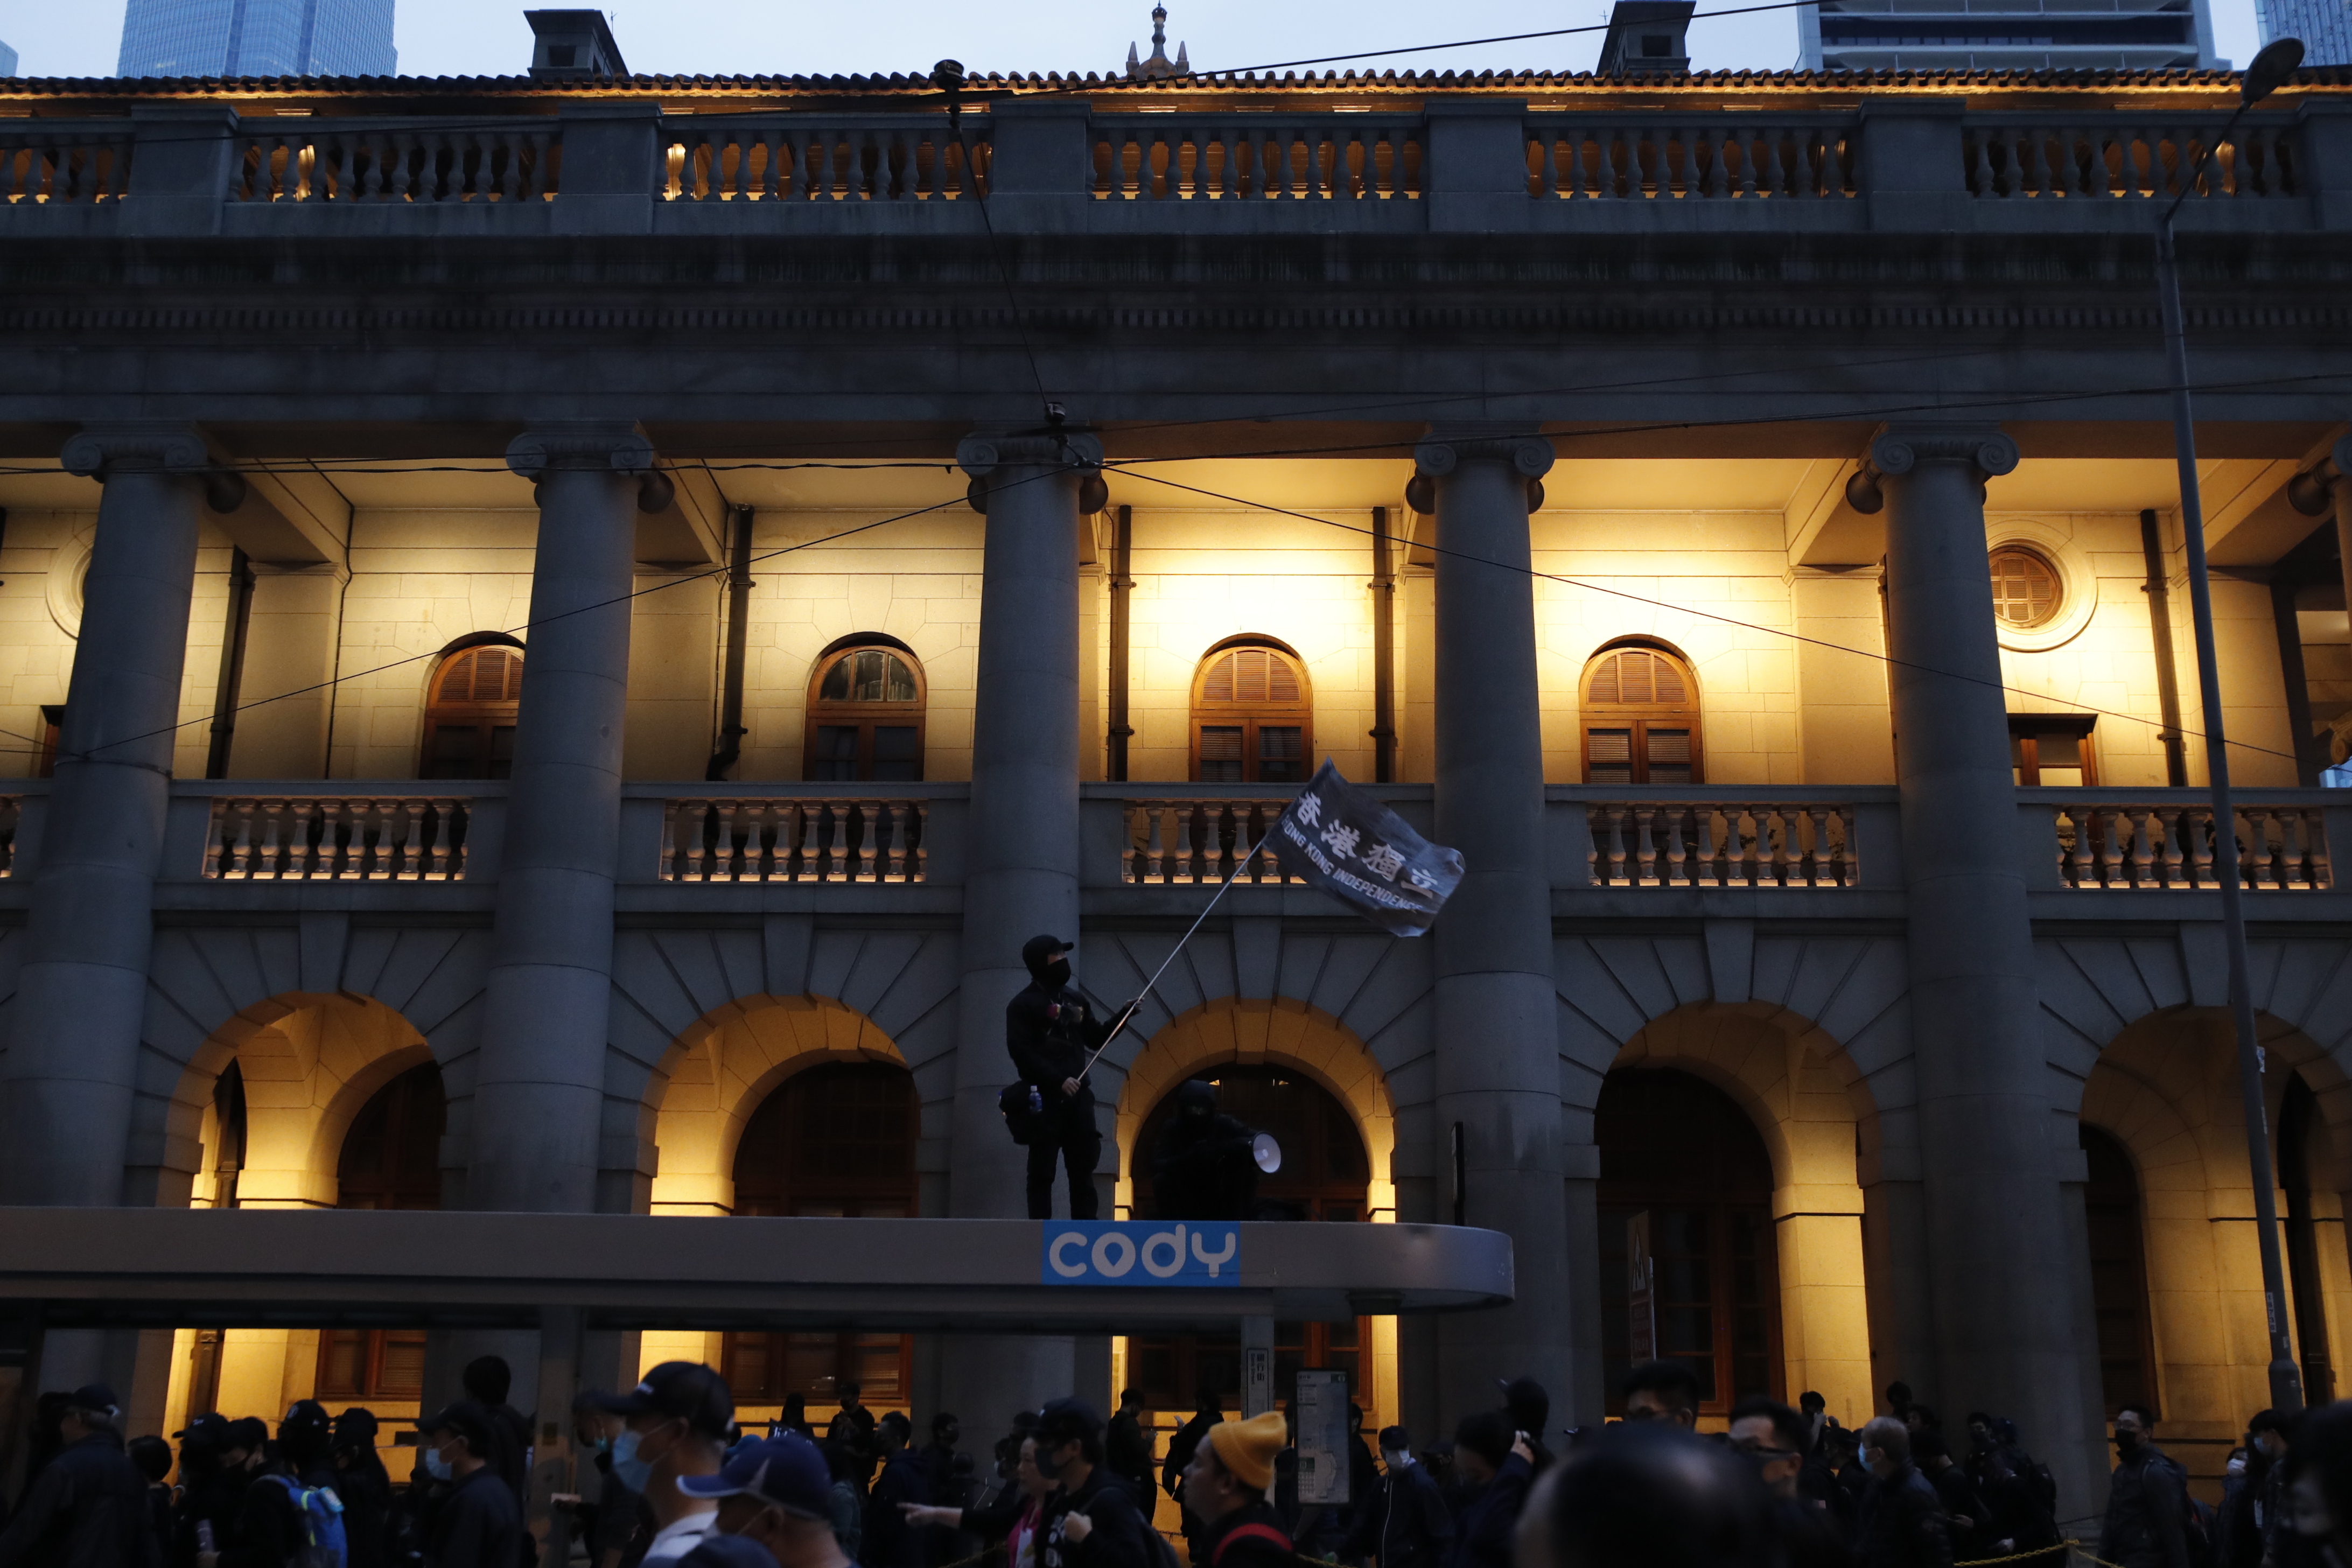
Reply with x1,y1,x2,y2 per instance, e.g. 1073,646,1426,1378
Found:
330,1410,395,1568
1006,935,1132,1221
1149,1081,1261,1222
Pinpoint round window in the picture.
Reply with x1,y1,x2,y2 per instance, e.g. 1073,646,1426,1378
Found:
1989,547,2062,630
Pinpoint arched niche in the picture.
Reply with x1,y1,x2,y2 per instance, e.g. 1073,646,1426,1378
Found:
648,994,911,1216
165,992,438,1211
1603,1002,1881,1429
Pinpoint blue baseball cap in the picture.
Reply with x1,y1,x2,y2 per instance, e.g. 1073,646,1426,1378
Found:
676,1434,830,1519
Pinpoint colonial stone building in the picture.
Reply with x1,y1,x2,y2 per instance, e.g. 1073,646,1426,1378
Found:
1,29,2350,1531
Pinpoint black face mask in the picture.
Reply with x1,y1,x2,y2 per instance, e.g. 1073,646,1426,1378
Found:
1045,958,1072,989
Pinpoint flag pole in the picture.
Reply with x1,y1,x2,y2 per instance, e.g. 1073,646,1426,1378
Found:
1079,836,1267,1086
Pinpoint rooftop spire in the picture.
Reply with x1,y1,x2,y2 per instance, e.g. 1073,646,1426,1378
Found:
1126,2,1186,79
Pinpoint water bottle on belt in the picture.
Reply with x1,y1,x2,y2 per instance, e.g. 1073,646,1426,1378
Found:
1028,1084,1044,1115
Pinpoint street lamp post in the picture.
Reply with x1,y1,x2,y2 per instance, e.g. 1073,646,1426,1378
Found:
2154,34,2307,1417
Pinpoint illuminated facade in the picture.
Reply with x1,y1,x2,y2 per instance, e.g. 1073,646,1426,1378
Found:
0,48,2349,1535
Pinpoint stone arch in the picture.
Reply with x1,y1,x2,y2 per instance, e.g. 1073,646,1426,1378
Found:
2079,1005,2352,1449
647,994,911,1216
1602,1000,1881,1428
1111,996,1397,1221
163,992,437,1210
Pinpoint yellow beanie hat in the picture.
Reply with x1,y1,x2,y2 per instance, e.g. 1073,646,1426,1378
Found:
1207,1410,1289,1493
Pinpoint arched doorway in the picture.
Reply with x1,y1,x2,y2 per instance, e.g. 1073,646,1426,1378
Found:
722,1062,917,1406
1597,1068,1781,1417
1579,641,1702,784
316,1063,444,1402
2080,1123,2158,1416
804,640,926,781
1190,639,1313,784
1127,1066,1370,1409
419,641,524,779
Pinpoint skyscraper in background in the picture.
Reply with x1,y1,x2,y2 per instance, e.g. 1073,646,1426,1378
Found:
1796,0,2223,69
0,39,18,76
117,0,397,77
2258,0,2352,64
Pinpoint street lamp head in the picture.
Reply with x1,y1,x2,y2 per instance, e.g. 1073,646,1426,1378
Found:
2243,38,2304,106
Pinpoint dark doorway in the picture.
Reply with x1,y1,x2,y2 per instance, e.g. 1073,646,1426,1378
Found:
1597,1067,1782,1417
2080,1123,2159,1416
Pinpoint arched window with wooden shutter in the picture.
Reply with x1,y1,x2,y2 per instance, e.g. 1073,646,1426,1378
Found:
1580,642,1702,785
803,641,927,782
1191,640,1314,785
420,643,524,779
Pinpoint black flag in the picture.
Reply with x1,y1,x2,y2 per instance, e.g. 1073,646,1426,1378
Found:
1271,760,1466,937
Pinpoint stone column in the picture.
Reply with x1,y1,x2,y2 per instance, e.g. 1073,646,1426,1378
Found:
2334,435,2352,742
1875,424,2096,1509
1418,425,1574,1425
466,425,652,1214
942,426,1100,1421
0,425,214,1208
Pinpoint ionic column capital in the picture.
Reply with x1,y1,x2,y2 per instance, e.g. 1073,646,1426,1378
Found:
1415,424,1555,481
1871,423,2019,481
505,422,657,479
957,426,1103,478
60,423,212,479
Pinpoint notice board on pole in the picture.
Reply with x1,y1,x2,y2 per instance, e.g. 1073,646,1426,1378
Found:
1293,1369,1352,1507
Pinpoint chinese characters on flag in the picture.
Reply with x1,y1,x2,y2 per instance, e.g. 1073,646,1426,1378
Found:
1271,760,1466,937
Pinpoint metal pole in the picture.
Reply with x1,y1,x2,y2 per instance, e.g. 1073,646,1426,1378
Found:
2155,205,2304,1414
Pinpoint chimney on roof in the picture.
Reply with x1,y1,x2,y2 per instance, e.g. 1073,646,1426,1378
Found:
524,9,628,79
1126,3,1188,80
1596,0,1695,74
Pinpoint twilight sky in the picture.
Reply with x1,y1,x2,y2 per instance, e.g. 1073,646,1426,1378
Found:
0,0,2267,82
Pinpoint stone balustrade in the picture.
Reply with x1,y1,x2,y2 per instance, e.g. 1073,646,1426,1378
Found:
2038,793,2337,891
662,116,986,202
1581,796,1863,889
658,794,932,884
4,101,2343,233
1113,794,1312,886
199,790,485,881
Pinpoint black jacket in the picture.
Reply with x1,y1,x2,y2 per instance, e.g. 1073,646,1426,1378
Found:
2101,1446,2192,1568
174,1465,248,1568
0,1433,151,1568
1006,944,1117,1123
1105,1416,1155,1500
1196,1502,1292,1568
426,1467,522,1568
215,1467,303,1568
1855,1466,1953,1568
1768,1497,1848,1568
1164,1413,1222,1503
1342,1459,1452,1568
1041,1469,1151,1568
1445,1454,1529,1568
332,1453,395,1568
863,1448,933,1568
1926,1465,1988,1549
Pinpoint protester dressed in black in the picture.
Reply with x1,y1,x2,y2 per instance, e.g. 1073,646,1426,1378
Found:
0,1390,149,1568
1341,1429,1451,1568
1006,936,1130,1221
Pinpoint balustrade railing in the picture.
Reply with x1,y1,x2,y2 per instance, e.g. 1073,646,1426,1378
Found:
663,120,986,201
1963,117,2297,200
1527,117,1856,199
0,124,134,205
660,797,928,883
233,121,558,203
1092,117,1422,200
1586,801,1859,888
205,795,475,880
2052,800,2331,890
1119,799,1308,885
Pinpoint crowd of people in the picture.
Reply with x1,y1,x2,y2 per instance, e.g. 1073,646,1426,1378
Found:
17,1352,2352,1568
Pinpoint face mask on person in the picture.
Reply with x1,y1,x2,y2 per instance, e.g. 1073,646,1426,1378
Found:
1381,1450,1408,1472
2114,1430,2143,1456
1045,958,1072,989
2229,1455,2249,1477
423,1443,454,1483
612,1428,656,1492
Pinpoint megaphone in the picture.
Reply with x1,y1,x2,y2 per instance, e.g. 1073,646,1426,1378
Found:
1252,1133,1283,1174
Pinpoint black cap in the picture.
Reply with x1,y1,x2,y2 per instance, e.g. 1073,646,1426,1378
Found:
226,1418,270,1452
592,1362,733,1439
334,1409,380,1444
174,1412,229,1443
417,1401,499,1457
1021,934,1073,976
282,1400,332,1439
1035,1397,1102,1446
69,1384,120,1414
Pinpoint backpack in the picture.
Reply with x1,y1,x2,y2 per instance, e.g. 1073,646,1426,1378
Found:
1210,1524,1292,1568
999,1082,1042,1146
264,1476,350,1568
2182,1492,2219,1568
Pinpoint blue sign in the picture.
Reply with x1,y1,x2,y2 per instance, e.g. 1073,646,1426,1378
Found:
1040,1221,1241,1287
